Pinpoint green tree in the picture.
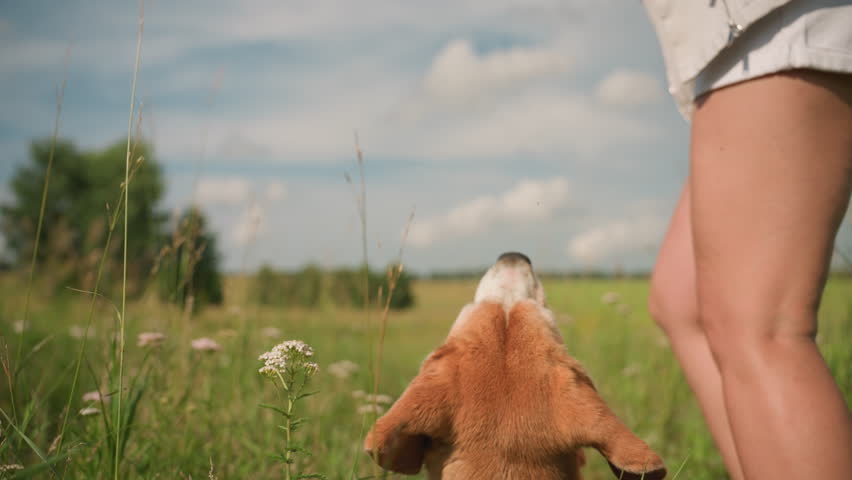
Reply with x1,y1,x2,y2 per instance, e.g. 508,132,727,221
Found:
0,138,166,294
328,264,415,310
155,207,224,309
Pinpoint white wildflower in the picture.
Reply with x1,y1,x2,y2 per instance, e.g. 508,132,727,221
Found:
191,337,222,352
79,407,100,416
261,327,281,338
362,393,393,404
13,320,25,333
137,332,166,348
601,292,620,305
82,391,109,404
258,340,318,379
351,390,366,399
0,464,23,472
327,360,359,379
357,404,385,415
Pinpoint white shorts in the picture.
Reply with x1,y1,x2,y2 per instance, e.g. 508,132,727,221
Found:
694,0,852,99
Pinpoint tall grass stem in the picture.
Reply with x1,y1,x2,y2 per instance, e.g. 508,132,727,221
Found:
115,2,144,478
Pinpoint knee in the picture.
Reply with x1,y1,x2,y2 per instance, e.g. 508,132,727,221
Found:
647,279,700,337
698,300,816,373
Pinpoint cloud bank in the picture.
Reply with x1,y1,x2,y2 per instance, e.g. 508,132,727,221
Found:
409,178,570,247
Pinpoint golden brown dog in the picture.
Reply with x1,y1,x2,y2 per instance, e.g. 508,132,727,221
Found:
365,252,666,479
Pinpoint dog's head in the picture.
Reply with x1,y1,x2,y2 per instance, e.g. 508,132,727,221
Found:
365,253,666,479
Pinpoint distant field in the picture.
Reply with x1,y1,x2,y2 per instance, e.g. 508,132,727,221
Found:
1,274,850,479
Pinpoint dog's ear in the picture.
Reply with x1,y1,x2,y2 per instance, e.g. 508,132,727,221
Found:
364,344,454,474
555,359,667,480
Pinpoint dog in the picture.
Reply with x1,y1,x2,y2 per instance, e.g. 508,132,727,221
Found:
364,252,666,479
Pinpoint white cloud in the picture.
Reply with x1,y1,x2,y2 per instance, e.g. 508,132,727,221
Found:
194,177,286,206
196,177,252,206
393,39,572,125
596,69,663,107
422,39,570,104
412,90,661,158
409,178,569,247
567,215,665,263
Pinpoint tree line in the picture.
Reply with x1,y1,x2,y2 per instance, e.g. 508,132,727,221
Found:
1,138,415,310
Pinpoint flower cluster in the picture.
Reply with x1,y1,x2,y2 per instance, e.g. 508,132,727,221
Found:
353,390,394,416
137,331,166,348
328,360,359,379
82,390,109,404
601,291,620,305
191,337,222,352
352,391,393,404
258,340,319,379
357,404,385,415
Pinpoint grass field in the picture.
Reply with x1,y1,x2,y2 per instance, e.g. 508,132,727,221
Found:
1,273,850,479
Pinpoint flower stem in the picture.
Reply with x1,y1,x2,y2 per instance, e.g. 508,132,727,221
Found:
285,393,293,480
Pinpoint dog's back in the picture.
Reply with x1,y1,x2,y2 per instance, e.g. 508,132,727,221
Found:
422,301,585,479
365,254,666,480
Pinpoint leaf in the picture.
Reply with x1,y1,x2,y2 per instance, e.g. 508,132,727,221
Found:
10,445,80,479
0,407,58,477
288,445,313,457
119,373,148,458
296,390,319,401
259,403,291,418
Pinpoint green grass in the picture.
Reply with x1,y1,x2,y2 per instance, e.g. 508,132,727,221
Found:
1,274,850,479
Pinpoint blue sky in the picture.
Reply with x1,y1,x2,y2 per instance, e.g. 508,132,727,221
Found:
6,0,834,275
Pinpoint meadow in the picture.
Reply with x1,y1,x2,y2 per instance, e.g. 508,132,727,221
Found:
1,6,850,478
1,272,850,479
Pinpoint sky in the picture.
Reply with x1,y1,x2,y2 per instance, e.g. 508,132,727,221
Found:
3,0,846,274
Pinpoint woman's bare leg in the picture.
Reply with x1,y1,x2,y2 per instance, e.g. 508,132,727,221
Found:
649,185,745,480
691,70,852,478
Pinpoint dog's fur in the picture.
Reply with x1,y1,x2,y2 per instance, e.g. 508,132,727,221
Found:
364,254,666,479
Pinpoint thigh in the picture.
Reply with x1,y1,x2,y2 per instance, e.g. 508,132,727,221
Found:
690,70,852,339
